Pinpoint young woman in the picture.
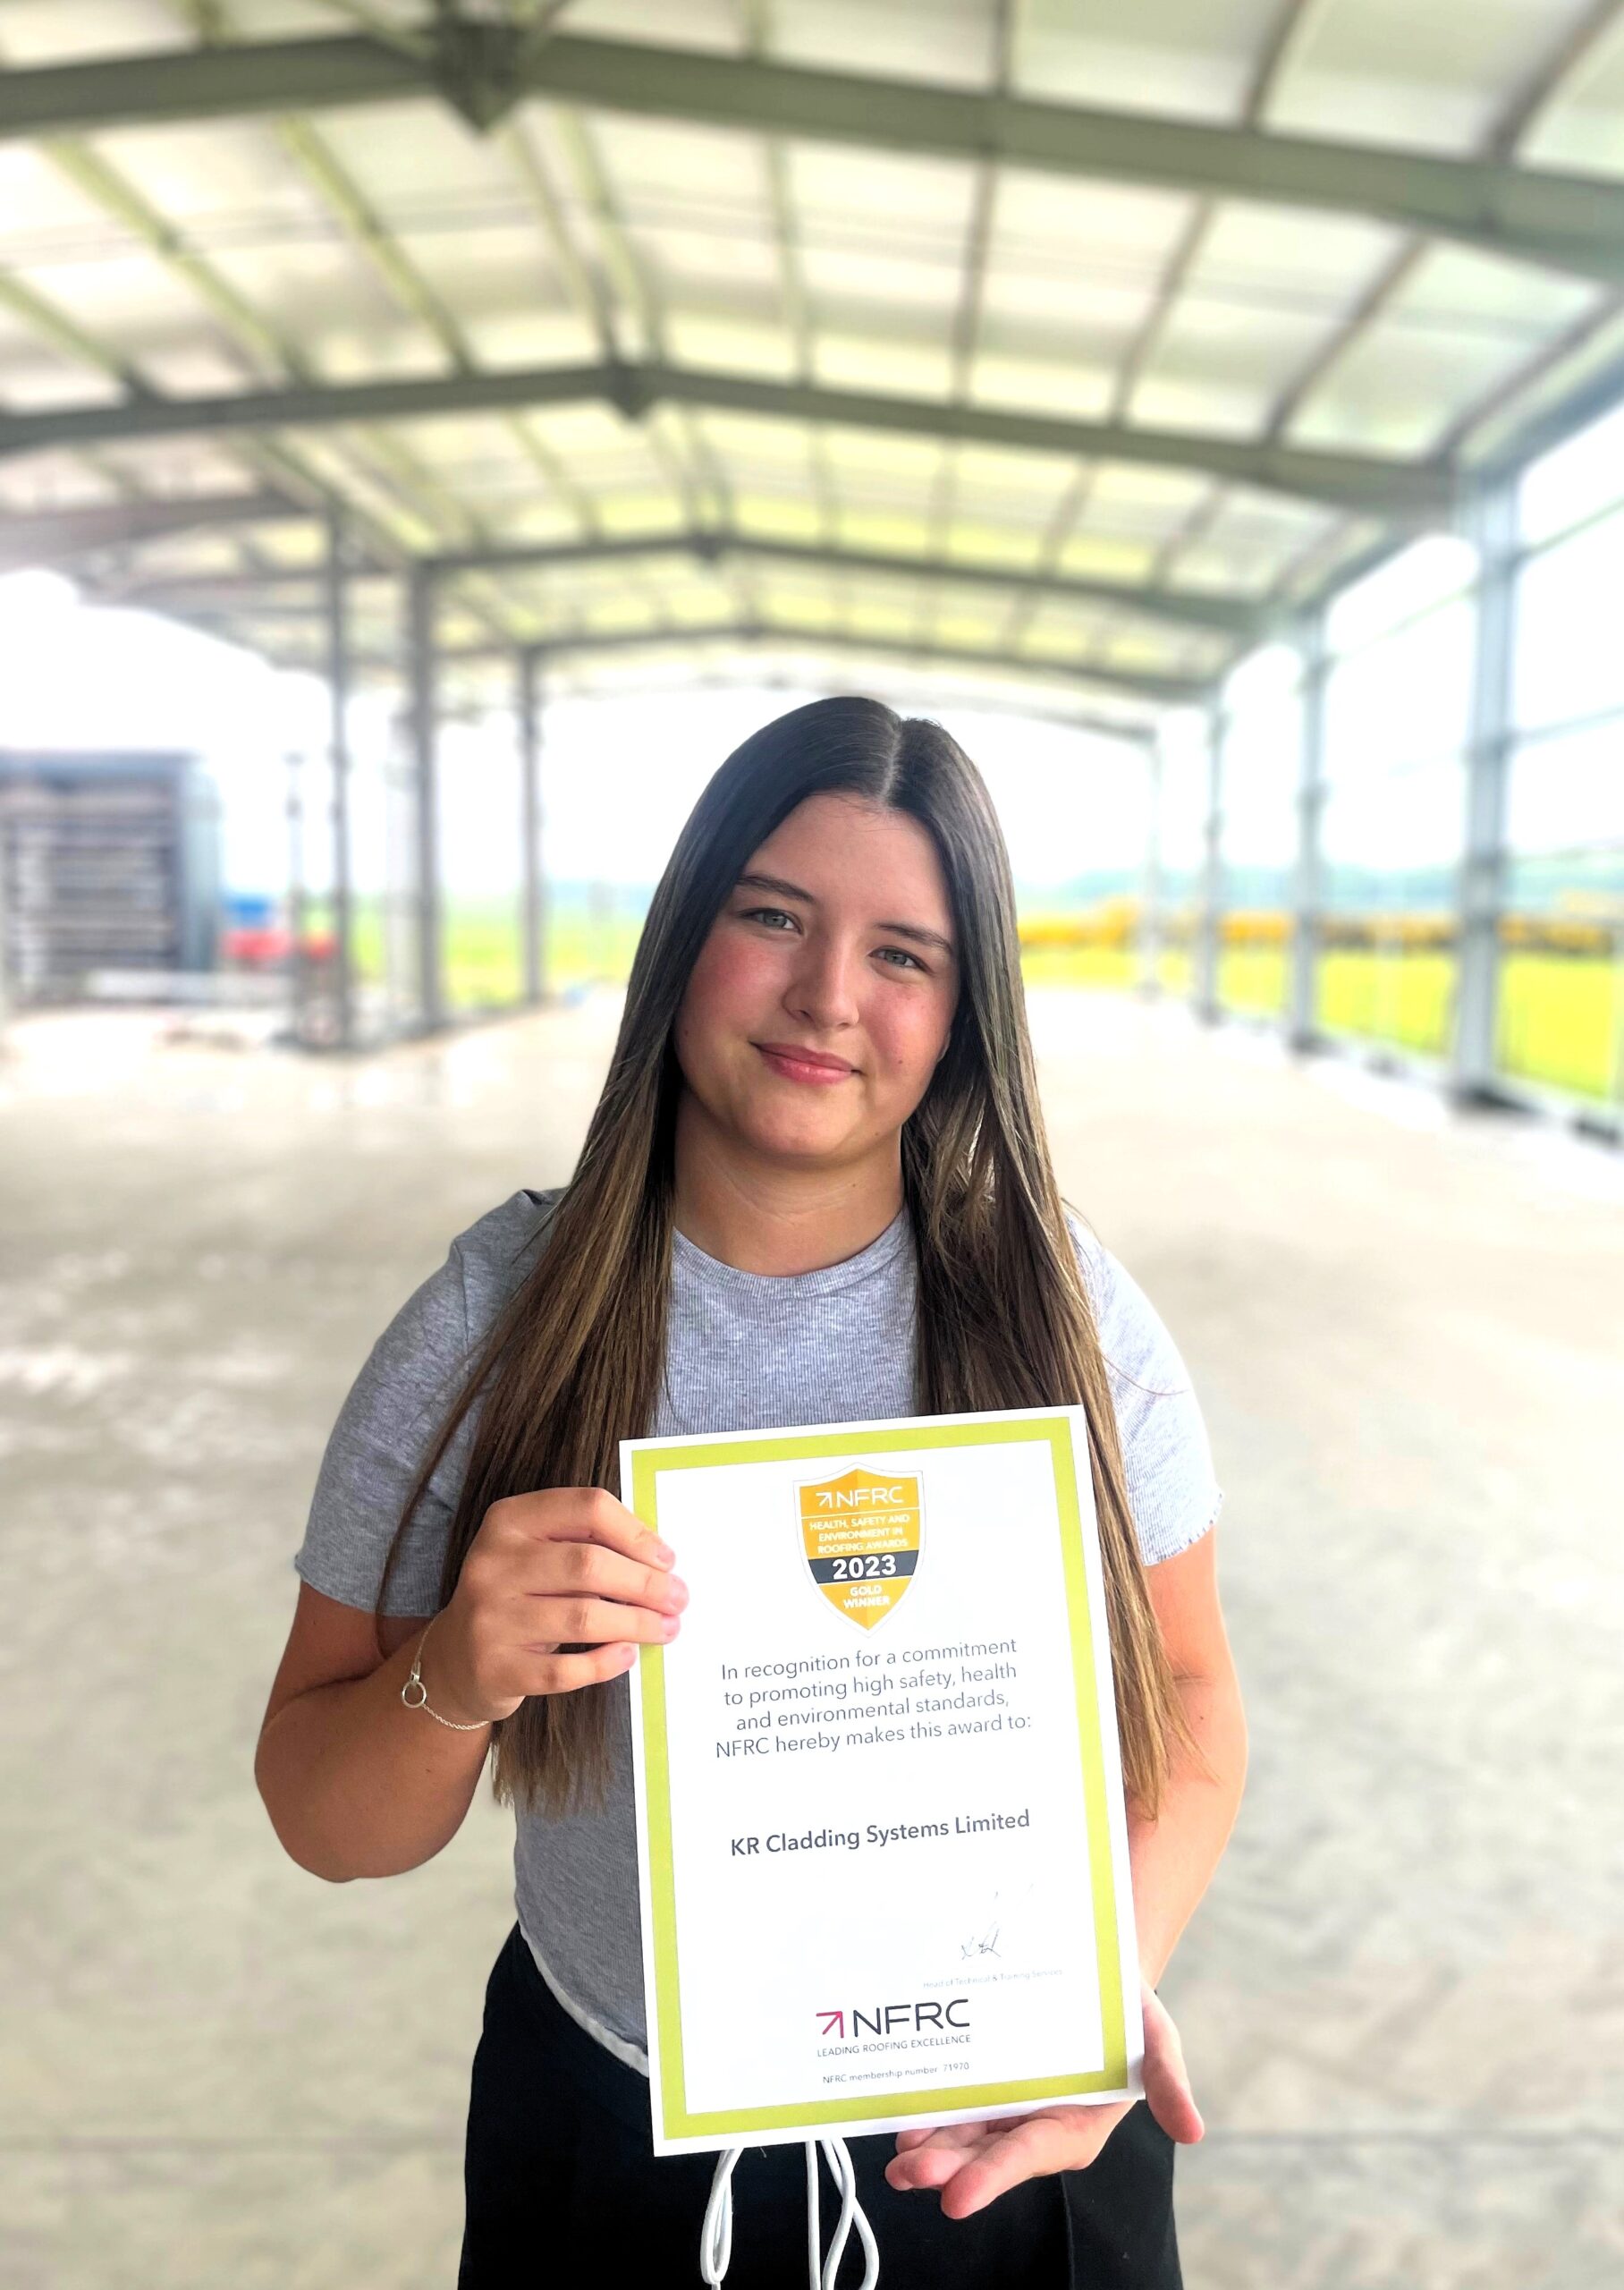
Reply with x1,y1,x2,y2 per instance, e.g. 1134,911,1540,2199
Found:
257,695,1247,2290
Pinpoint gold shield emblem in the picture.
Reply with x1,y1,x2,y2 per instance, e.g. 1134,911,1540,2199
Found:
798,1465,922,1631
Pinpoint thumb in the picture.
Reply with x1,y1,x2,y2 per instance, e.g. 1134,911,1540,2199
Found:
1141,1990,1205,2145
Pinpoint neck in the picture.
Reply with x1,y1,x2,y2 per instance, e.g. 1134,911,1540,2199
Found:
670,1092,903,1276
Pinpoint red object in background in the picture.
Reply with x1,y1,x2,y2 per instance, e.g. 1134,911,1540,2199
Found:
220,925,337,967
222,924,291,967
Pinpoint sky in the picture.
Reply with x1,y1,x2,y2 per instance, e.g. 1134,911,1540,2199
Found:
0,572,1153,904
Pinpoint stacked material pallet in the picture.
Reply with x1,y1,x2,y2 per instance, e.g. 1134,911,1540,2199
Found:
0,750,221,1003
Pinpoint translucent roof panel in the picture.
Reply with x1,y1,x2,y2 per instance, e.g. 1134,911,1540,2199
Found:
0,0,1620,719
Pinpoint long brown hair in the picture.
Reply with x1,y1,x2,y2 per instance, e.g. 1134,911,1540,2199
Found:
377,694,1200,1820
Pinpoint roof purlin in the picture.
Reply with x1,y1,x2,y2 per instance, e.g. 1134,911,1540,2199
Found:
0,360,1457,519
120,524,1258,646
6,32,1624,289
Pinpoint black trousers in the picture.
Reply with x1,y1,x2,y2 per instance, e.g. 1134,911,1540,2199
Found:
458,1921,1182,2287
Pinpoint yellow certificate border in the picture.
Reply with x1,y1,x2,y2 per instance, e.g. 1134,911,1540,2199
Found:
629,1412,1128,2141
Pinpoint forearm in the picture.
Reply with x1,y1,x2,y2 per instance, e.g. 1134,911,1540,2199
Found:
1128,1663,1248,1989
255,1629,492,1883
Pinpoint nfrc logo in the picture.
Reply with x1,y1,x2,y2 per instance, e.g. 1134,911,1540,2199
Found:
816,1998,971,2039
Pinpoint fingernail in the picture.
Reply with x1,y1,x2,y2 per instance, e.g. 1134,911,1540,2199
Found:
652,1538,676,1562
662,1614,681,1638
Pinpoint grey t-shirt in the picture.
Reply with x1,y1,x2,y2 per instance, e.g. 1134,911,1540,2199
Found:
292,1185,1223,2065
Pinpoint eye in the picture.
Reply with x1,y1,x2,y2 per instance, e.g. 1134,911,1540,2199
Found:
740,905,798,931
876,946,926,971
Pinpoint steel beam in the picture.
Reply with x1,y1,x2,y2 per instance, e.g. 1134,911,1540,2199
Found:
1476,327,1624,484
735,0,839,547
1256,5,1623,462
131,525,1260,640
427,529,1260,639
7,32,1624,286
223,616,1188,709
211,614,1201,702
430,618,1202,706
0,35,424,137
1027,0,1315,632
0,360,1454,518
0,491,297,571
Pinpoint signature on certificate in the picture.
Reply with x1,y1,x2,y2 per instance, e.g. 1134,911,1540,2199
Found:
959,1879,1036,1963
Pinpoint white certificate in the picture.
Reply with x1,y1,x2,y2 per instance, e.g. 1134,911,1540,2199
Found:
622,1406,1145,2154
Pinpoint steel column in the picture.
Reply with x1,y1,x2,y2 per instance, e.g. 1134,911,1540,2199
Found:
284,744,308,1046
407,564,444,1033
1194,706,1224,1022
325,504,355,1050
1137,736,1164,996
1451,479,1520,1102
517,647,548,1007
1288,607,1331,1052
0,790,9,1045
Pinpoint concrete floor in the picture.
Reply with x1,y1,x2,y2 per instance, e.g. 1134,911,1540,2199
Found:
2,987,1620,2290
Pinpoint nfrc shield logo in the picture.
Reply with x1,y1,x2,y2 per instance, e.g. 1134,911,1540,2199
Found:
797,1465,923,1630
816,1998,971,2039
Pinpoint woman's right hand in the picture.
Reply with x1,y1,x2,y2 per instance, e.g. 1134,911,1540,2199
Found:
424,1488,687,1724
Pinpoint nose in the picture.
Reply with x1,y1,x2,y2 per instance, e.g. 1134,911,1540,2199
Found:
784,929,862,1035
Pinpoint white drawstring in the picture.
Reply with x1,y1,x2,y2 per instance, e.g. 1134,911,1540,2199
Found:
809,2134,882,2289
519,1930,881,2288
700,2144,742,2284
701,2136,880,2288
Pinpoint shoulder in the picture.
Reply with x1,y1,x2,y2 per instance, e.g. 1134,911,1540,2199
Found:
1058,1202,1224,1566
451,1183,567,1266
291,1185,571,1616
349,1186,566,1387
450,1184,568,1327
1062,1205,1189,1394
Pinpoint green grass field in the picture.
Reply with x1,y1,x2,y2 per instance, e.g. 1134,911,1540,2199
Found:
1047,938,1620,1107
304,895,647,1008
305,897,1621,1110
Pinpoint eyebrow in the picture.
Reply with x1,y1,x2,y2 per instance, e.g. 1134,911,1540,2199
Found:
733,871,957,959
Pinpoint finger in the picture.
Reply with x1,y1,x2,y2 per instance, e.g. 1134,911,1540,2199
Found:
892,2120,994,2157
1141,1989,1205,2144
1143,2029,1204,2144
533,1533,687,1620
519,1592,685,1653
526,1641,643,1693
519,1487,676,1569
935,2118,1101,2219
885,2122,1008,2190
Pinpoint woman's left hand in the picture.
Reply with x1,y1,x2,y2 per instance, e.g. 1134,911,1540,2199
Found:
882,1980,1205,2220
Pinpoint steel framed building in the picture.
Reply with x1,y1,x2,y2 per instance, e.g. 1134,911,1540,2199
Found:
0,3,1620,1125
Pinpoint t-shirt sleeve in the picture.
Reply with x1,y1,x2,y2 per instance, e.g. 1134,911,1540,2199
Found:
292,1238,478,1616
1066,1212,1225,1568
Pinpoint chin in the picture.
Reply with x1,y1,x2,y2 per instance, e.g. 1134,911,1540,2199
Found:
740,1106,855,1161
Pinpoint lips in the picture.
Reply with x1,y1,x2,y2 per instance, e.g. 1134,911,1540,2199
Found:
755,1042,856,1081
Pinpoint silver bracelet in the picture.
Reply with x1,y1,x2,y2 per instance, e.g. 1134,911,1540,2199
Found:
401,1612,491,1730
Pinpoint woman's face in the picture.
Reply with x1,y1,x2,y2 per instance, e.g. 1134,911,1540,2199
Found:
672,791,960,1175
